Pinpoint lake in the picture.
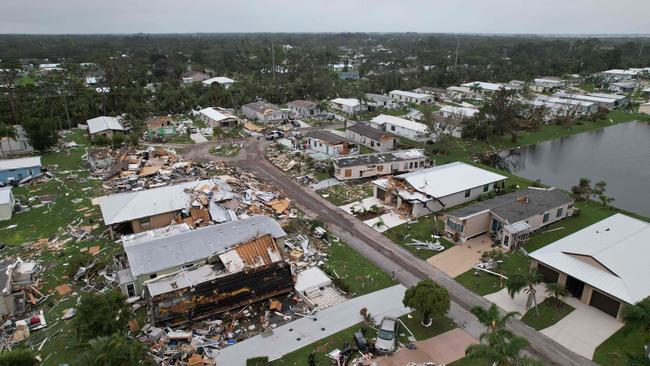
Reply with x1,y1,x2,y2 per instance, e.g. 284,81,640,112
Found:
497,121,650,217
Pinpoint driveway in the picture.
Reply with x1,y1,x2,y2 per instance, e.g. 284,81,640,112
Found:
426,234,496,277
374,328,478,366
540,297,623,360
484,283,549,318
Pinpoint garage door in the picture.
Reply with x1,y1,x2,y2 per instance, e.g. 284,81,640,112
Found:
590,290,621,318
537,263,560,283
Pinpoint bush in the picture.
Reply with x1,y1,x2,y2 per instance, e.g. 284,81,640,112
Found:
246,357,269,366
0,349,38,366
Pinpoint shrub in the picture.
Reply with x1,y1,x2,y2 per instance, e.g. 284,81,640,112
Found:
246,357,269,366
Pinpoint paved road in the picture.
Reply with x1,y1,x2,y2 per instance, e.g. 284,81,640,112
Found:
186,141,596,366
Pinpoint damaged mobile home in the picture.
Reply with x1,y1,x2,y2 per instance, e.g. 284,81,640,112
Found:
0,258,39,317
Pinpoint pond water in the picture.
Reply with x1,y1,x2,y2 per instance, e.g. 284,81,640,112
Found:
497,121,650,217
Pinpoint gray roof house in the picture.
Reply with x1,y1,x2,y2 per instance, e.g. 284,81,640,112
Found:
345,122,398,152
445,187,574,250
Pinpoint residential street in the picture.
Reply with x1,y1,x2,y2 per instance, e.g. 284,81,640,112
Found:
183,140,597,366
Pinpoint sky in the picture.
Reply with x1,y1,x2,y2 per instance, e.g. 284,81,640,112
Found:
2,0,650,35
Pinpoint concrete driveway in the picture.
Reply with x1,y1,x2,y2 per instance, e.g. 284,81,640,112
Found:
540,297,623,360
426,234,496,277
484,283,549,318
374,328,478,366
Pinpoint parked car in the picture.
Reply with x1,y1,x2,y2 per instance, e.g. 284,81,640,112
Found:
265,130,285,140
375,317,397,353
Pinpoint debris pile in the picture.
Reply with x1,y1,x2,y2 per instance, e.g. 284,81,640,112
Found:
265,145,326,186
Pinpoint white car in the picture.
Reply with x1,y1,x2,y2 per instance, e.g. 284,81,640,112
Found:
375,317,397,353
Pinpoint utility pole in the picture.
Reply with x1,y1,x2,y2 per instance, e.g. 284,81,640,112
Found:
454,39,459,69
271,42,278,94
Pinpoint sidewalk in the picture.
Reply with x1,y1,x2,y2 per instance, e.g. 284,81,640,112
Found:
213,285,409,365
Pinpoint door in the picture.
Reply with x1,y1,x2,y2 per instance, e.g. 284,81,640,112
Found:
126,283,136,298
565,276,585,299
491,219,502,232
537,263,560,283
589,290,621,318
376,188,386,201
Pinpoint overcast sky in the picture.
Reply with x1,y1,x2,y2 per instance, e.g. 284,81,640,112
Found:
2,0,650,35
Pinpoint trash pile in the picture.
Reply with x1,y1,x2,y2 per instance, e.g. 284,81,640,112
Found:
265,145,327,186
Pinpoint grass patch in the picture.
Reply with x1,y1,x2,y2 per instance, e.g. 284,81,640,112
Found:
593,323,650,366
521,298,575,330
318,182,373,206
383,215,454,260
166,133,194,144
455,201,618,295
399,313,455,341
323,239,396,297
209,143,241,157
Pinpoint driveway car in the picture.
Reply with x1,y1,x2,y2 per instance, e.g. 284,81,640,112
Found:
375,317,398,353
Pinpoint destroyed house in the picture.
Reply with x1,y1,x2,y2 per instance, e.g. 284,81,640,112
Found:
98,179,230,235
115,216,287,299
144,233,292,325
305,131,359,157
345,122,398,152
332,149,428,181
445,188,574,250
0,258,38,316
86,148,114,171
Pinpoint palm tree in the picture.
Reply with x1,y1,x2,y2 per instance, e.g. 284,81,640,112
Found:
471,303,519,333
465,329,543,366
545,282,569,306
506,270,543,317
75,334,154,366
469,82,483,97
0,123,17,158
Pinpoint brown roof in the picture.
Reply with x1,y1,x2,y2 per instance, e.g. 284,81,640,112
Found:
306,131,357,145
288,100,317,109
347,122,398,141
233,234,282,266
243,102,281,115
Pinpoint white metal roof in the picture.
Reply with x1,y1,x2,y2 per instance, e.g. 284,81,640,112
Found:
535,95,596,108
389,161,506,199
87,116,125,135
439,106,479,117
587,93,628,101
447,86,472,93
530,214,650,304
199,107,237,122
202,76,235,85
603,69,638,76
0,156,41,171
98,180,212,225
553,92,617,104
371,114,429,133
460,81,510,91
331,98,360,107
389,90,430,99
0,187,12,205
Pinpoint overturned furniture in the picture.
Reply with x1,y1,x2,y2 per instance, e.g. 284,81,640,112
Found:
143,233,293,326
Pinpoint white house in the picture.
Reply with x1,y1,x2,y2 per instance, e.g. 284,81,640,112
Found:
332,149,428,181
530,214,650,320
388,90,433,105
532,77,565,93
87,116,125,140
181,70,210,84
365,93,400,110
242,102,286,124
446,86,473,101
287,100,322,118
372,162,507,218
330,98,365,115
202,76,236,89
601,69,638,81
439,106,479,119
305,131,359,157
553,92,617,110
198,107,240,128
608,81,637,94
369,114,431,142
346,122,398,152
0,125,34,158
460,81,511,97
534,95,599,117
0,187,14,221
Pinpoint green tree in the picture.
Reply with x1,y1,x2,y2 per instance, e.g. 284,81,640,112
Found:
111,132,125,148
622,297,650,335
23,118,60,152
506,270,543,317
570,177,592,201
402,280,450,327
470,303,519,333
0,123,17,157
0,348,38,366
74,334,155,366
73,291,133,342
465,329,543,366
598,194,615,208
545,282,569,306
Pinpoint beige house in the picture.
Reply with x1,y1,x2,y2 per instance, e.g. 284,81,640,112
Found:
444,188,574,250
242,102,286,124
87,116,125,140
198,107,240,128
305,131,359,157
530,214,650,320
332,149,427,181
639,102,650,115
345,122,398,152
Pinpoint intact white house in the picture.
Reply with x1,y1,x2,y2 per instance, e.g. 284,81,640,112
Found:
87,116,125,140
287,100,322,118
198,107,240,128
389,90,433,105
242,102,286,124
439,106,479,119
330,98,365,115
372,162,507,218
369,114,431,142
202,76,235,89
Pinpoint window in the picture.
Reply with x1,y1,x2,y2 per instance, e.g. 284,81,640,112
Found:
139,217,151,228
376,142,380,147
344,169,352,177
543,212,550,223
149,273,157,279
557,207,564,217
409,162,414,169
483,184,489,192
464,189,471,198
370,141,375,147
390,125,396,131
126,284,135,298
446,218,464,232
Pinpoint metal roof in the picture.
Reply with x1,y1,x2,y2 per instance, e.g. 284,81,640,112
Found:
199,107,238,122
333,149,425,168
87,116,124,135
447,188,573,223
202,76,235,85
389,90,430,99
530,214,650,304
0,156,41,171
125,215,286,278
391,162,506,199
330,98,360,107
0,187,13,205
371,114,429,133
305,130,357,145
98,179,215,225
347,122,397,141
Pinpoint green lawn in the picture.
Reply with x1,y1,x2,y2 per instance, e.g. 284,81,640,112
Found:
521,298,575,330
269,323,375,366
18,75,35,86
455,201,619,295
323,238,396,296
383,215,454,260
593,323,650,366
166,134,194,144
398,313,455,341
